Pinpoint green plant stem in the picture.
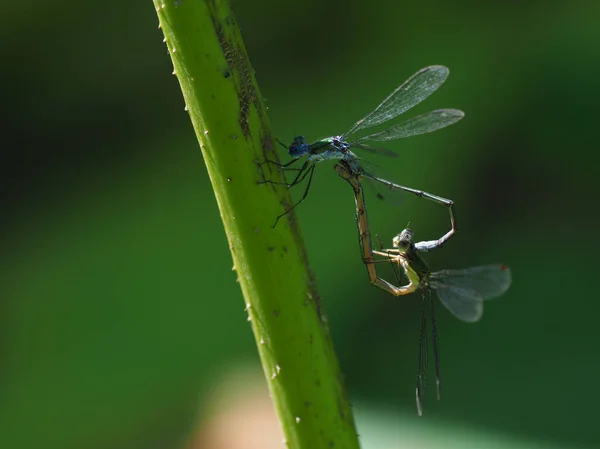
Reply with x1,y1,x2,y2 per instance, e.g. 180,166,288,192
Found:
153,1,360,448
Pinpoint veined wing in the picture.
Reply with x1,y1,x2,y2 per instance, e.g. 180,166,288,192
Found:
356,109,464,143
430,264,512,323
343,66,450,138
432,265,512,299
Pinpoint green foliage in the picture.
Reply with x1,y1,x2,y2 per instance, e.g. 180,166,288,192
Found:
153,1,359,448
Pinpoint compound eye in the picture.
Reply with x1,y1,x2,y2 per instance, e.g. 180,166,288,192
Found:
398,238,410,250
288,144,301,157
287,136,308,158
393,228,413,250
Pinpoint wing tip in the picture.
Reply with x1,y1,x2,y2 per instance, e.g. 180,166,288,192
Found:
434,108,465,120
414,65,450,81
426,64,450,73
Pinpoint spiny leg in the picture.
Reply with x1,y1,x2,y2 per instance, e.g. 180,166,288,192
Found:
258,137,301,172
260,159,299,169
369,254,419,296
258,138,298,170
373,249,400,257
258,138,294,170
260,159,310,189
275,137,289,150
271,163,316,228
258,157,304,188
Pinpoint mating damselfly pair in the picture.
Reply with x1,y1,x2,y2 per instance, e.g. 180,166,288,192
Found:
262,65,512,415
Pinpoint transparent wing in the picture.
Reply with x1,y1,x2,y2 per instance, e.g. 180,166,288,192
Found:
432,265,512,299
350,143,398,158
433,286,484,323
356,109,464,143
343,66,450,138
430,265,512,323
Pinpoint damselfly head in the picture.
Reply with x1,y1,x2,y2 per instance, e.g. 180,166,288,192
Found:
393,228,413,251
288,136,309,158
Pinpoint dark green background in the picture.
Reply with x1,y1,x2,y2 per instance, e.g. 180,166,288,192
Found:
2,1,599,448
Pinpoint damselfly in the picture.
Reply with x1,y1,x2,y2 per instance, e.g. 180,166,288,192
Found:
335,161,512,415
263,65,464,227
373,229,511,415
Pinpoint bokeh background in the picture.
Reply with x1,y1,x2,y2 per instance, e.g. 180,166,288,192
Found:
2,1,599,448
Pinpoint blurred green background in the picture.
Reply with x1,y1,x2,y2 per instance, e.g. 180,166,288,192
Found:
2,1,599,448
